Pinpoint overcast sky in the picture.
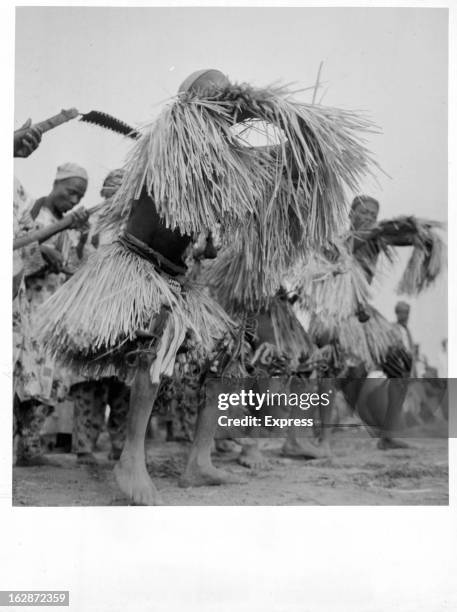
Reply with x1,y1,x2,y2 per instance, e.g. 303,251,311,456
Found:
14,6,448,364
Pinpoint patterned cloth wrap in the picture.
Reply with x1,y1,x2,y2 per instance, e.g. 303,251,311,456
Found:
152,316,256,441
13,178,84,406
13,178,46,289
153,340,206,441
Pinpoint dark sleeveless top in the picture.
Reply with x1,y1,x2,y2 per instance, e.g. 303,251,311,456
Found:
125,189,192,274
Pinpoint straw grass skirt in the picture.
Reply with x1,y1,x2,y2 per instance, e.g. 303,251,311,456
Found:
205,297,312,380
37,241,235,381
310,306,403,371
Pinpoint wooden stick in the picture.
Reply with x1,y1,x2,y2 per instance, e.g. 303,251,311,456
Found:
32,108,79,134
13,202,103,250
318,87,329,105
311,61,324,105
13,217,74,250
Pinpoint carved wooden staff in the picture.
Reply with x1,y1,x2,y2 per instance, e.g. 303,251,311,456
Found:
17,107,79,135
16,107,139,139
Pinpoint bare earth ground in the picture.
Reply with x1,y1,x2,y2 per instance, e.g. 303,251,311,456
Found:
12,428,448,506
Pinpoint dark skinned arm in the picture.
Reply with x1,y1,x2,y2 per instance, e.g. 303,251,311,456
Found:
363,216,442,248
374,217,421,247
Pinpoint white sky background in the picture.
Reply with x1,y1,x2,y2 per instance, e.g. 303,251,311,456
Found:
14,6,448,365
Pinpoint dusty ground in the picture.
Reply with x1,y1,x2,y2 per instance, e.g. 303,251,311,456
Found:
12,426,448,506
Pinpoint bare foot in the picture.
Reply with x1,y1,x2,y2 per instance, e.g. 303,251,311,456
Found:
179,463,248,488
316,439,332,457
77,452,99,466
215,439,240,454
281,439,329,460
114,454,163,505
377,438,410,450
237,446,270,469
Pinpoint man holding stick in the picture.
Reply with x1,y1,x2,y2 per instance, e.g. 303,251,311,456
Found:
13,164,89,465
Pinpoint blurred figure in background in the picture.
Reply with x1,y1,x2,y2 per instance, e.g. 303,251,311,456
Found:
437,338,448,378
413,343,428,378
69,169,130,465
393,301,416,376
14,163,89,465
13,118,44,296
90,169,125,248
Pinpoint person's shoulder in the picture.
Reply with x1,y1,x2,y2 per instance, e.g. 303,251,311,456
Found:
14,176,23,194
13,176,28,206
14,177,38,228
391,321,404,340
34,203,53,222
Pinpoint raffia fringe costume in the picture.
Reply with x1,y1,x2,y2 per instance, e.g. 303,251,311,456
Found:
37,233,234,382
198,81,379,378
290,216,445,372
37,70,379,386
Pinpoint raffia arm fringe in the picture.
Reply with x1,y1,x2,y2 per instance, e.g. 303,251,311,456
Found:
310,307,399,370
397,218,445,295
289,242,372,322
269,297,313,363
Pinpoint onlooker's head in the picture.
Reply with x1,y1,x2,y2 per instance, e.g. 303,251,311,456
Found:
349,195,380,231
100,169,125,200
49,163,88,213
395,300,410,325
442,338,447,352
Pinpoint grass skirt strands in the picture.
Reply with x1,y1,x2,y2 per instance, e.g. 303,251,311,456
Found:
203,235,313,366
289,243,372,322
395,218,445,295
310,306,400,370
206,251,313,368
356,216,445,295
204,194,350,312
102,80,378,254
204,230,283,312
208,300,312,378
268,296,313,366
36,241,234,379
290,216,445,331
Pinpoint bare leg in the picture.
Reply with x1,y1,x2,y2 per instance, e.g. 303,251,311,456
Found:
180,379,247,487
114,356,162,505
281,378,329,459
15,399,59,466
236,376,276,469
356,378,410,450
281,403,329,459
316,380,333,455
107,378,130,461
237,438,270,469
377,379,410,449
72,381,106,465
